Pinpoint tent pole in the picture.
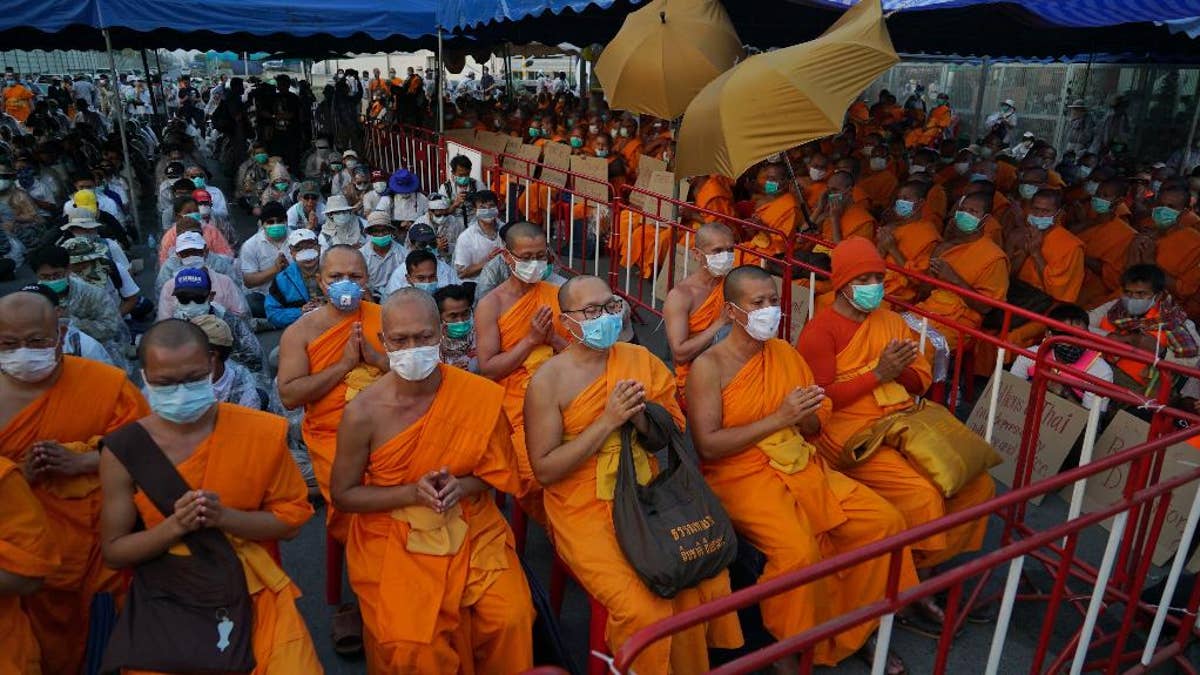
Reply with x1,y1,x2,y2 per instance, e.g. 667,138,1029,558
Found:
141,49,159,117
1182,87,1200,174
972,57,989,141
101,29,142,240
437,27,445,134
244,52,250,78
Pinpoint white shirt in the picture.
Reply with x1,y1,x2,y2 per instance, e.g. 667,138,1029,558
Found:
384,259,461,297
200,184,230,219
1012,345,1113,412
157,268,248,320
287,201,325,231
377,192,429,223
104,238,140,299
64,323,113,365
359,240,409,299
239,229,292,293
452,221,504,279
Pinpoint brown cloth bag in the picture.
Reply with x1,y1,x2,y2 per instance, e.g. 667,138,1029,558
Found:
612,403,737,598
100,422,256,674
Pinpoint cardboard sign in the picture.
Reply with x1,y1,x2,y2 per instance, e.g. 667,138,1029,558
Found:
503,142,542,180
965,371,1088,504
442,128,477,146
630,154,669,210
502,137,530,175
788,280,814,342
1075,411,1200,566
571,155,610,202
541,142,572,188
474,130,510,169
653,236,694,303
647,170,678,220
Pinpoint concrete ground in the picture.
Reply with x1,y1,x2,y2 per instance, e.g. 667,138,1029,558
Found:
7,153,1195,674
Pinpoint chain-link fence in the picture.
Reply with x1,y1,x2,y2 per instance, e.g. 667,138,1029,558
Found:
862,58,1200,167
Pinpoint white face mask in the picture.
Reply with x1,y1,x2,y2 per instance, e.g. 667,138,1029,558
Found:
704,251,735,277
512,258,548,283
734,305,782,341
0,346,59,383
294,248,319,263
332,212,355,226
174,301,210,320
198,204,212,216
954,161,970,175
809,167,827,182
388,345,440,381
372,181,387,194
345,159,358,169
180,255,205,268
476,207,499,222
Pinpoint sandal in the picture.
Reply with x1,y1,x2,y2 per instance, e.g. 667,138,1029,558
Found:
897,597,947,639
858,633,907,675
331,603,364,656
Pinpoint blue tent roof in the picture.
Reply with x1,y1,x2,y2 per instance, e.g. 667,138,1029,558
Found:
439,0,1200,31
0,0,441,54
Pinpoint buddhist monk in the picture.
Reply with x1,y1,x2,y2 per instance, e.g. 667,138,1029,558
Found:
687,265,915,673
934,148,976,201
0,453,57,675
878,180,942,303
278,244,387,544
682,174,736,227
916,191,1011,349
99,320,321,674
858,145,900,214
524,275,742,675
663,223,735,397
1073,177,1136,308
963,178,1015,245
0,290,147,674
1008,189,1085,304
332,290,535,674
740,163,801,262
908,149,948,223
797,239,994,571
1127,185,1200,319
476,221,570,522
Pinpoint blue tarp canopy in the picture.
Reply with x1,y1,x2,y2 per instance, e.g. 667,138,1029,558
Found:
438,0,1200,58
0,0,442,55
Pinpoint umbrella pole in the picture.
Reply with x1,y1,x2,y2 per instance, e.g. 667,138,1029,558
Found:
780,152,816,230
141,49,158,117
101,28,143,240
437,27,445,134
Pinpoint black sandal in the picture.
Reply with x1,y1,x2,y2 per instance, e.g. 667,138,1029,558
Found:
331,603,364,656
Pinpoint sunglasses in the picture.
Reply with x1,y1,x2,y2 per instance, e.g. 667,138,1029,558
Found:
175,294,209,305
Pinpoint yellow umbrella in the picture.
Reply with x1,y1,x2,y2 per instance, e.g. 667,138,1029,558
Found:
674,0,897,178
595,0,744,121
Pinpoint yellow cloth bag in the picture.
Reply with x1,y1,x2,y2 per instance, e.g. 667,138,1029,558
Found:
391,503,469,555
758,427,815,474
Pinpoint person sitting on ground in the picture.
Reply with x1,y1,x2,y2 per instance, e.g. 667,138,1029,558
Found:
1072,177,1137,309
319,194,365,250
741,162,801,261
434,284,478,372
266,229,324,330
260,164,295,212
29,243,129,368
805,169,876,256
288,180,325,232
452,190,505,288
185,165,229,219
192,188,238,250
877,180,941,303
168,267,265,376
235,141,271,209
663,222,735,398
98,320,321,673
158,196,234,265
239,201,291,318
1007,188,1085,305
523,274,743,674
687,265,915,674
360,169,388,214
1126,185,1200,319
384,224,459,296
331,289,535,673
156,221,242,297
19,282,112,366
1012,303,1113,413
157,237,248,320
797,237,994,576
59,207,140,315
414,193,466,259
160,178,198,230
360,211,408,300
381,169,429,233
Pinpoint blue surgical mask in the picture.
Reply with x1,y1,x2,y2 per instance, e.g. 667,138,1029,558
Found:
414,281,438,293
572,313,622,350
144,376,216,424
445,318,473,339
1091,197,1112,214
969,173,989,182
847,282,885,312
1018,183,1039,200
1028,214,1056,230
894,199,915,218
327,279,364,311
191,176,206,189
1152,206,1180,228
763,180,782,196
954,210,981,233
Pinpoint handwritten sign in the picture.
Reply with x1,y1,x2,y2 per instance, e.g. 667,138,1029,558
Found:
965,371,1088,504
647,170,678,220
502,137,531,175
571,155,610,202
1075,411,1200,566
541,142,571,188
630,154,669,210
653,235,694,303
473,131,510,169
788,280,814,341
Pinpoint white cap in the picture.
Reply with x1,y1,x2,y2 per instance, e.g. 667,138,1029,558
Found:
287,228,317,247
61,208,102,231
427,194,450,210
1022,131,1035,139
325,194,352,213
175,231,206,252
1003,98,1017,108
342,149,359,159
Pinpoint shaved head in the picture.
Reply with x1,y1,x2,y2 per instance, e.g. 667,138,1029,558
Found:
695,222,734,249
322,244,367,270
383,288,440,329
503,221,547,248
139,318,209,364
723,265,774,304
0,292,57,333
828,170,855,191
558,274,609,310
380,288,444,352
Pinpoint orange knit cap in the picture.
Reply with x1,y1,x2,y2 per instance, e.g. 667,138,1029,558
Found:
830,236,886,291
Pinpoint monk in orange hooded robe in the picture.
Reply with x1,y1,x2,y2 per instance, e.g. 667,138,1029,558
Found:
663,223,736,399
0,456,59,675
477,223,571,522
278,246,387,543
803,171,876,257
879,181,942,303
741,163,801,263
858,150,900,213
97,320,319,675
797,239,994,569
334,291,534,674
1129,186,1200,318
1009,190,1085,305
1073,179,1136,308
687,266,917,669
525,276,742,675
0,291,147,675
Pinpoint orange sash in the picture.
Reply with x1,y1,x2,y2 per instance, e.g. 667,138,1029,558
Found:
674,282,724,393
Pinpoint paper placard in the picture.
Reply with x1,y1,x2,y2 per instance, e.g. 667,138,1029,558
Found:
646,170,678,220
1074,410,1200,567
474,131,510,169
502,140,541,180
502,137,529,175
630,154,669,210
541,142,572,188
965,371,1088,504
788,280,813,341
442,128,477,146
571,155,610,202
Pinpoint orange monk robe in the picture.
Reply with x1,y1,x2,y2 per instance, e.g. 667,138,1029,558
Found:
921,182,949,224
301,303,385,542
1046,170,1067,190
618,210,673,280
903,105,952,148
0,457,59,675
810,204,877,254
994,161,1018,194
1076,216,1136,308
346,367,534,674
740,194,800,264
804,181,828,211
0,356,146,675
614,137,642,178
704,339,917,665
674,283,724,395
125,405,320,675
800,309,994,567
915,236,1009,349
1018,226,1086,303
547,344,742,675
1152,224,1200,318
883,219,941,303
684,175,736,227
497,281,570,521
858,168,899,212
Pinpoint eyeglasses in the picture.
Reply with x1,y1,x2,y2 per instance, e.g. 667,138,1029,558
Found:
301,194,318,200
0,336,57,350
263,218,285,225
563,297,624,321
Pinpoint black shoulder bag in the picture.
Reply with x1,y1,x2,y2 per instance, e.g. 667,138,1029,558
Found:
612,404,738,598
100,423,256,674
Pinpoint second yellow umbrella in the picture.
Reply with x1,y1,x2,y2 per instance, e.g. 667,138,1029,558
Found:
594,0,744,121
674,0,898,179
